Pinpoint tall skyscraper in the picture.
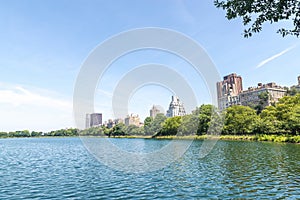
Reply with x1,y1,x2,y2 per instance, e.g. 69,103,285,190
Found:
166,96,186,117
85,113,102,129
85,114,90,129
150,105,162,118
216,73,243,110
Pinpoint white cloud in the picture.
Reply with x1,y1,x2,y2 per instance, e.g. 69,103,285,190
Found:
97,89,113,98
0,84,72,110
256,45,297,69
0,83,73,132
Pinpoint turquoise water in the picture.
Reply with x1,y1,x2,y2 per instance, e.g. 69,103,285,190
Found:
0,138,299,199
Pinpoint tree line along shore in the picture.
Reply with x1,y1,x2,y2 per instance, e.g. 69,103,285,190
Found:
1,94,300,143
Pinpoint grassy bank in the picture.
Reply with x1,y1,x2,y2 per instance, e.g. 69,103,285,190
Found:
1,134,299,143
152,134,300,143
99,134,300,143
106,135,152,139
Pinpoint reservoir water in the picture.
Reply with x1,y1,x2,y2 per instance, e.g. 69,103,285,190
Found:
0,138,299,199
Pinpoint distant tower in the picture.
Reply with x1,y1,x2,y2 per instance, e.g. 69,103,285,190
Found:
85,113,102,129
150,105,162,118
90,113,102,127
85,114,90,129
124,114,140,126
216,73,243,110
298,75,300,85
166,96,186,117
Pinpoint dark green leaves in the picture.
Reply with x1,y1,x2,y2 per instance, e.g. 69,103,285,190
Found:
214,0,300,37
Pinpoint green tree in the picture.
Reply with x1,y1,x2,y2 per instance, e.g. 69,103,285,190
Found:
288,104,300,134
53,129,64,136
178,114,198,136
207,110,224,135
277,94,300,134
31,131,43,137
287,87,299,96
223,105,258,135
111,123,126,137
144,116,153,135
136,127,145,135
195,104,214,135
42,128,73,137
0,132,8,138
159,116,182,136
254,91,269,114
126,124,144,135
102,126,111,136
214,0,300,37
144,116,153,126
145,113,167,136
192,104,222,135
11,130,31,137
81,126,104,136
259,106,282,134
258,94,300,135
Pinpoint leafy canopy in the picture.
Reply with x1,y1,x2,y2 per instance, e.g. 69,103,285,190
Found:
214,0,300,37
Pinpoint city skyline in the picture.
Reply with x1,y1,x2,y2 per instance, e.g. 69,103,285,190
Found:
99,95,187,127
1,1,299,132
99,74,299,128
216,73,296,111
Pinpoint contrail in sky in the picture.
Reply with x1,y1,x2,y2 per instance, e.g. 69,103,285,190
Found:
255,44,297,69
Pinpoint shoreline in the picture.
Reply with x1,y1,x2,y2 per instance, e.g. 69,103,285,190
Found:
87,134,300,143
1,134,299,143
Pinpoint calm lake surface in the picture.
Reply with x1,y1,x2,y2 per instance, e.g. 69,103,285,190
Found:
0,138,299,199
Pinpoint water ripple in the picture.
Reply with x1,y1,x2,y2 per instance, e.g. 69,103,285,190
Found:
0,138,300,199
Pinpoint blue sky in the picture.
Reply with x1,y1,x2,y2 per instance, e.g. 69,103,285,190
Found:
0,0,299,132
